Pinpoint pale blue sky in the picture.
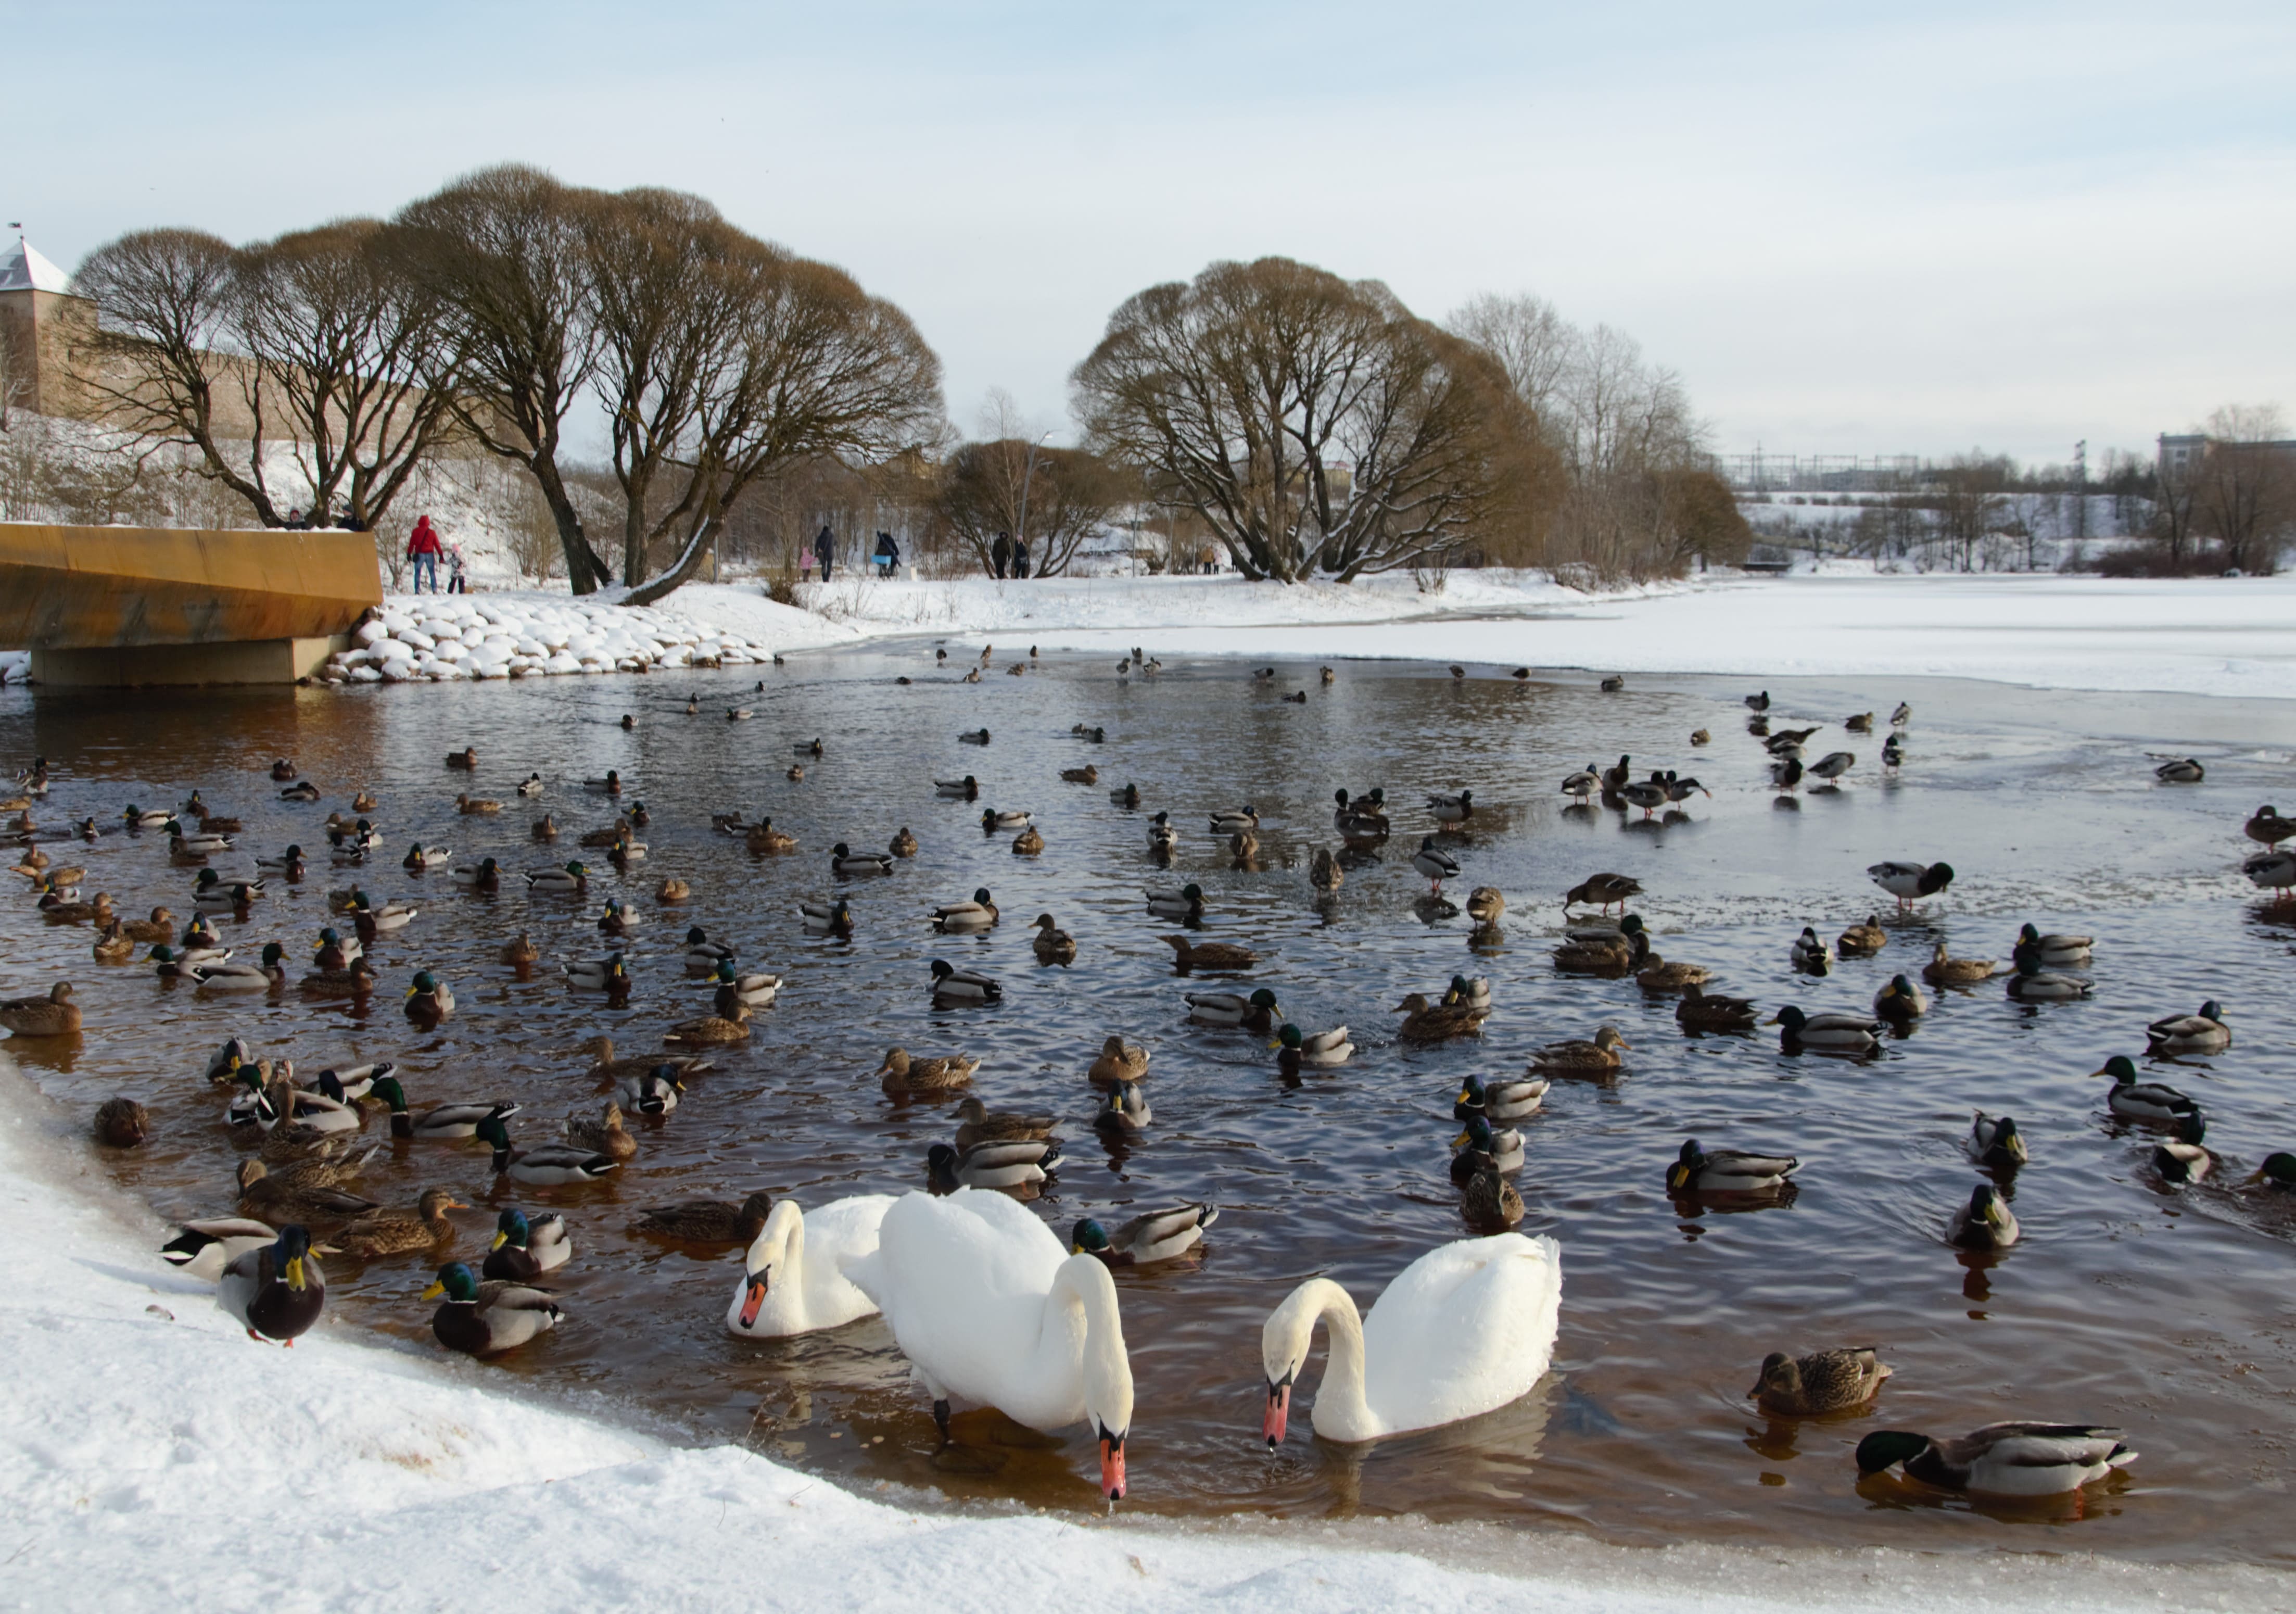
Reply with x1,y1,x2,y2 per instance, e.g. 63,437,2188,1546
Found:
9,1,2292,463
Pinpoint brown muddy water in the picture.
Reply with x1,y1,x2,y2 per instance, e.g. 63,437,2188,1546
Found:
2,648,2293,1563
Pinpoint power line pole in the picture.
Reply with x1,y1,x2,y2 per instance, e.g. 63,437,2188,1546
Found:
2072,439,2087,542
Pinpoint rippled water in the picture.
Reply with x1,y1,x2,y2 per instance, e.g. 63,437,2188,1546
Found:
4,648,2294,1563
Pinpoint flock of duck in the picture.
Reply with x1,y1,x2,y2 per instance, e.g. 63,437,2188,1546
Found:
2,662,2290,1511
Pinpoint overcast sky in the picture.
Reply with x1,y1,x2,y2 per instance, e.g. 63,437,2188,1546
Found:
9,1,2292,464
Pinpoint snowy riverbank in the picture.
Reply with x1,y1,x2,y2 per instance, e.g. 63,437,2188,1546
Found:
4,1056,2287,1614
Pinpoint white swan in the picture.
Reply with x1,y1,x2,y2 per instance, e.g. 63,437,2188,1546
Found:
725,1195,895,1339
1260,1233,1562,1445
842,1189,1136,1498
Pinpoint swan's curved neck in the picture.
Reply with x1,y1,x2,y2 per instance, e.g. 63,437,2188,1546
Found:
1043,1255,1134,1434
750,1203,803,1283
1284,1278,1371,1435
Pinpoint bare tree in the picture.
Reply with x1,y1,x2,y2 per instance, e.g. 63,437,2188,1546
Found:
1074,257,1537,583
621,245,942,606
1448,293,1574,426
936,431,1133,576
395,165,616,592
1933,453,2012,572
230,219,464,529
2193,403,2293,574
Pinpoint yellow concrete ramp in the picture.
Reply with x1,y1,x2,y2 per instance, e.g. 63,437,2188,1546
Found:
0,523,382,685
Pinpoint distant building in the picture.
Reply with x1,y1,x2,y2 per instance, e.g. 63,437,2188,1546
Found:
2159,431,2296,480
0,236,104,420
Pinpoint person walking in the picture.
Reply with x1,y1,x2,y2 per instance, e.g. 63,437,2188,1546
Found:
813,524,835,584
407,515,444,593
1012,535,1031,579
873,531,900,577
447,544,468,594
990,531,1011,579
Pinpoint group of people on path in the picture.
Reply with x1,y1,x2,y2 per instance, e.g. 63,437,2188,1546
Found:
989,530,1032,579
802,526,906,583
404,515,466,595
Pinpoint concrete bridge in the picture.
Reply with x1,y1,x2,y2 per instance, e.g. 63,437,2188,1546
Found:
0,523,383,685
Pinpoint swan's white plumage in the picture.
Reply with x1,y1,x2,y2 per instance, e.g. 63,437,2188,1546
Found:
842,1189,1133,1438
725,1195,894,1339
1268,1233,1561,1443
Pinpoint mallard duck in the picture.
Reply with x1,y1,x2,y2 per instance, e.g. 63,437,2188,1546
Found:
39,889,111,924
1334,788,1389,837
1143,884,1205,924
1094,1080,1152,1140
404,969,455,1020
665,1004,753,1046
455,793,502,816
2006,957,2092,1001
1209,805,1260,836
476,1113,618,1185
747,819,798,854
1636,955,1711,993
1970,1112,2027,1169
1187,987,1282,1031
707,960,780,1009
1873,973,1930,1021
1869,859,1954,914
194,942,288,992
235,1159,378,1222
194,879,262,913
514,773,544,797
2244,1153,2296,1190
120,906,175,944
1620,773,1670,817
931,888,999,932
1072,1204,1216,1264
578,821,632,849
2014,923,2092,967
1837,915,1887,957
167,819,235,858
2244,848,2296,899
1806,751,1856,785
369,1076,517,1140
1923,941,1997,986
1411,836,1461,894
2147,1000,2230,1054
1553,915,1648,973
155,938,230,976
443,747,478,771
1060,764,1099,785
1308,848,1342,891
1770,1005,1881,1052
872,1044,979,1099
929,959,1000,1006
1394,993,1486,1044
276,780,322,802
881,826,920,860
1752,1347,1892,1416
480,1207,573,1283
525,861,589,893
1557,764,1601,802
1084,1035,1151,1087
1528,1026,1628,1075
91,923,135,965
726,705,753,722
934,776,981,799
500,931,540,966
1881,733,1906,769
633,1191,773,1243
832,841,894,876
349,891,416,931
1454,1071,1546,1125
1668,1139,1798,1194
1146,812,1180,855
1451,1112,1524,1178
1277,1023,1354,1068
2092,1055,2199,1123
402,842,451,871
1564,872,1642,913
332,1189,464,1258
957,728,990,746
217,1225,326,1344
925,1138,1060,1191
1947,1181,2020,1249
562,1101,638,1162
1791,926,1834,974
980,808,1033,834
250,1069,363,1136
92,1095,148,1146
452,856,501,891
531,813,560,841
2243,805,2296,849
1458,887,1504,926
953,1096,1055,1150
160,1217,281,1282
583,770,624,794
0,981,81,1036
1162,935,1259,972
562,952,634,993
2152,1115,2213,1184
1458,1157,1525,1229
801,897,854,936
253,846,308,880
423,1262,563,1355
300,956,378,998
1023,913,1076,964
2154,758,2204,784
1856,1424,2135,1496
1012,824,1045,856
1676,982,1759,1032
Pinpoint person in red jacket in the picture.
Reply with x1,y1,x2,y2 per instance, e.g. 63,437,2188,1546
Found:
407,516,443,593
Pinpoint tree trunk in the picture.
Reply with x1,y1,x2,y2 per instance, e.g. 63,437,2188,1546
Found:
530,453,614,591
623,514,717,607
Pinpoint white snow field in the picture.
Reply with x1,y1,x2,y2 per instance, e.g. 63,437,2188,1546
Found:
320,571,2294,701
2,1061,2285,1614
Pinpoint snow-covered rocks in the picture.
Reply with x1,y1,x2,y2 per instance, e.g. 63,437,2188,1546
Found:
316,594,774,688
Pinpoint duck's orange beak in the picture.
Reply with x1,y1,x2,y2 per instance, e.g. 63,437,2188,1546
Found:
1263,1380,1291,1447
1098,1424,1127,1500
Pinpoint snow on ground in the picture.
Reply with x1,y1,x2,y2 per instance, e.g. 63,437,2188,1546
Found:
4,1057,2285,1614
